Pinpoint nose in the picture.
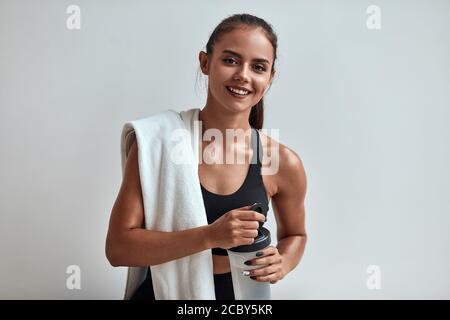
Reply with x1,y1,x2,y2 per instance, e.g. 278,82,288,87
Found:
233,64,251,83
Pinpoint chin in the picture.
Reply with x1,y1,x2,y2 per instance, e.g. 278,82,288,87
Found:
221,100,253,113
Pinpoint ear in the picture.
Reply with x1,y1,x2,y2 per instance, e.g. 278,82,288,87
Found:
199,51,209,75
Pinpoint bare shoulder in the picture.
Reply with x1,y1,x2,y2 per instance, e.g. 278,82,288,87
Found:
257,130,307,198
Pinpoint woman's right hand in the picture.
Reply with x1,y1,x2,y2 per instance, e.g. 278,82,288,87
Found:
205,205,266,250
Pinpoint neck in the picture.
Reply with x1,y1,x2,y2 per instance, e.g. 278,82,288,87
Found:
198,96,255,159
199,98,252,137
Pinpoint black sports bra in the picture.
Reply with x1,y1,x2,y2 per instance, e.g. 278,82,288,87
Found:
200,127,269,256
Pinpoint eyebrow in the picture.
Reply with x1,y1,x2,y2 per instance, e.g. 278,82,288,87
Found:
221,50,270,64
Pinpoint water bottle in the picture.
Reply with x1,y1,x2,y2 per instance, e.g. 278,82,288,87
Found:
227,202,271,300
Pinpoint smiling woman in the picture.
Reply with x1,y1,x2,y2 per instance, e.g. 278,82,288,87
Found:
106,13,307,301
198,19,276,119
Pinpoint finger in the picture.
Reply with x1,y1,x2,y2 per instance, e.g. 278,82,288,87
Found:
247,254,281,266
239,237,255,245
255,245,277,257
251,272,278,283
248,265,277,277
236,210,266,222
240,221,260,230
240,229,259,238
236,205,253,210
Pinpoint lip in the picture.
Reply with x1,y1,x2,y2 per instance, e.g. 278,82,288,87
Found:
225,86,252,99
226,85,252,93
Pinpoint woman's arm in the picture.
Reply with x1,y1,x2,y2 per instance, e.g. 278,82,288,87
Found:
271,145,308,274
245,144,308,283
105,140,211,267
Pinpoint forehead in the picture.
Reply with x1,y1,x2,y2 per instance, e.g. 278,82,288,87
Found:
214,26,274,62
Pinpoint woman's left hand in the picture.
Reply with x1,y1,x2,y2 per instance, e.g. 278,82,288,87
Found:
244,246,286,284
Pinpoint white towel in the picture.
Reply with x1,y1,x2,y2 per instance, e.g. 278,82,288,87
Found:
120,107,216,300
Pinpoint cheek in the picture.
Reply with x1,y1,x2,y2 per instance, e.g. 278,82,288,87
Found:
208,67,229,89
254,77,270,94
209,78,226,97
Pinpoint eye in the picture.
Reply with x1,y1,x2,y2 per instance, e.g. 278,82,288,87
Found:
254,64,267,72
223,58,237,64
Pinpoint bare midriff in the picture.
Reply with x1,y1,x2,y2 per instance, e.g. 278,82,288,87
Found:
213,254,231,274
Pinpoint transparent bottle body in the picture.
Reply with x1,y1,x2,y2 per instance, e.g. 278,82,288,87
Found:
227,249,271,300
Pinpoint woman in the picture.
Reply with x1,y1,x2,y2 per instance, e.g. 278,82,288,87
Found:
106,13,308,300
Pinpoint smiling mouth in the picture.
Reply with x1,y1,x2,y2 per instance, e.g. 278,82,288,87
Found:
226,86,251,97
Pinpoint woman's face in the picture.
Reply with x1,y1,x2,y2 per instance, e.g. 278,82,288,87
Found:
200,26,275,113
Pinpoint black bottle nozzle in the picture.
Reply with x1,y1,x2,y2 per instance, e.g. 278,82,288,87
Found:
250,202,267,230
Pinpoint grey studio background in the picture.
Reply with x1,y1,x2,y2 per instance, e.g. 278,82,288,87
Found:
1,0,449,299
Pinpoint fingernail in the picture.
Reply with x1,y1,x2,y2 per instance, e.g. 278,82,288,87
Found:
244,261,251,266
242,271,250,276
256,251,263,257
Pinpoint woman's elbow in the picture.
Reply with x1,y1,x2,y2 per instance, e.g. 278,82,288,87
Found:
105,235,123,267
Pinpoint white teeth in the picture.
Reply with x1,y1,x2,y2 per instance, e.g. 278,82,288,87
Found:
228,86,249,95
